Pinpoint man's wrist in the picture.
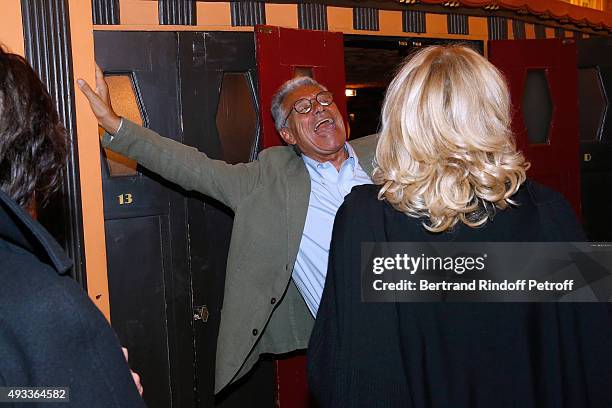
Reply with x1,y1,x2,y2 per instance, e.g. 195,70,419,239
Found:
103,114,122,135
115,117,124,134
107,118,123,141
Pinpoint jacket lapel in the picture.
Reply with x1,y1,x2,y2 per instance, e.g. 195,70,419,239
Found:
285,156,311,264
350,133,378,176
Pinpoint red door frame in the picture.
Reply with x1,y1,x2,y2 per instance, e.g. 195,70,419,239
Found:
256,25,347,149
255,25,348,408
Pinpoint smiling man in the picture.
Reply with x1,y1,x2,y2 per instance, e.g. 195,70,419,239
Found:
78,73,376,394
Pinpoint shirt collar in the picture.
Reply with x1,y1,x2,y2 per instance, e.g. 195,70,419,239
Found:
302,143,359,172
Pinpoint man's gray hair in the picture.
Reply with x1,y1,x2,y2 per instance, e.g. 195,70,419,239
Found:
270,76,327,131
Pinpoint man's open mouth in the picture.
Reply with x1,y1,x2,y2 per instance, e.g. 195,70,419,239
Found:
314,118,334,131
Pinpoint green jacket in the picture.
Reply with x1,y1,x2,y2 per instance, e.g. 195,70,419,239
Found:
102,119,377,393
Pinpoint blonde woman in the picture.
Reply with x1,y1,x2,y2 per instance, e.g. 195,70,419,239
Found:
308,45,612,407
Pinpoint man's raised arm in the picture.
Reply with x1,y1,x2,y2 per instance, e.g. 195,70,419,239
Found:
77,65,260,210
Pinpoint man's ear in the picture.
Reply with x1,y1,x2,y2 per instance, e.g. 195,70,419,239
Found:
279,127,297,146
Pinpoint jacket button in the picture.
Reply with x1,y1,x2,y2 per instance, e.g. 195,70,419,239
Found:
271,298,277,305
252,329,258,336
286,263,292,272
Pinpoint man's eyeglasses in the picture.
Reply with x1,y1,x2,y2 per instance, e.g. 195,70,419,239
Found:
282,91,334,128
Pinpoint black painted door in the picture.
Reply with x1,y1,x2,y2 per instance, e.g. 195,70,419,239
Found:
178,31,274,408
94,31,194,408
577,38,612,241
95,31,272,408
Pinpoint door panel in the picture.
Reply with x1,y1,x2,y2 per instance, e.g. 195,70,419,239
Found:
577,38,612,240
489,39,580,215
256,25,350,408
97,30,274,407
95,31,194,408
178,31,273,408
105,216,171,403
256,25,347,149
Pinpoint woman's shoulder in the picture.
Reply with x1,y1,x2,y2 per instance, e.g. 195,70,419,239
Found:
523,179,570,207
517,179,586,241
347,183,380,198
333,184,384,231
342,184,382,212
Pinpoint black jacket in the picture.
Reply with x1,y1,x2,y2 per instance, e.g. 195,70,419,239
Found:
308,181,612,408
0,190,146,407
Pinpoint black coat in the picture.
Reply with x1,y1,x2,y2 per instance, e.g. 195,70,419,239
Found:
0,190,146,407
308,182,612,408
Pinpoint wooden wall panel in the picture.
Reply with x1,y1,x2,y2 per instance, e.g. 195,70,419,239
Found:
69,0,110,317
426,13,447,36
119,0,157,24
470,16,488,38
265,3,298,28
21,0,87,284
0,0,25,55
197,2,231,26
526,23,536,39
380,9,404,36
328,6,353,32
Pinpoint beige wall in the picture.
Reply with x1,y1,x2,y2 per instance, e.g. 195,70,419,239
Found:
0,0,25,56
120,0,158,25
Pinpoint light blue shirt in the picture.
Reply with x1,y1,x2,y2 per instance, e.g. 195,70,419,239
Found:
293,143,372,317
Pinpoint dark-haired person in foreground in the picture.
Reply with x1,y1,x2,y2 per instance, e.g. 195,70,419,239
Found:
0,47,145,407
308,45,612,407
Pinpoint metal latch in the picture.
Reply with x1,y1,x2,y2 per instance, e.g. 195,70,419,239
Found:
194,305,209,322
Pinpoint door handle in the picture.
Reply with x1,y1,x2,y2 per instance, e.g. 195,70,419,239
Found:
194,305,209,322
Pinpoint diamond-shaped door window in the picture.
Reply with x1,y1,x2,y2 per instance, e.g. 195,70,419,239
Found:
216,72,257,164
99,74,145,176
522,70,553,145
579,67,608,142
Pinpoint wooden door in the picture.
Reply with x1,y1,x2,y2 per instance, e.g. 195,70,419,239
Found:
96,31,271,408
256,25,347,149
488,39,580,215
577,38,612,241
95,31,194,408
178,31,274,408
255,25,348,408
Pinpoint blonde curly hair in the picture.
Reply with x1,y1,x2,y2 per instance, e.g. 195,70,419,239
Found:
373,45,529,233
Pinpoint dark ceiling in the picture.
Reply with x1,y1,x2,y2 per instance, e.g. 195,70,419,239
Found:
344,46,408,89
